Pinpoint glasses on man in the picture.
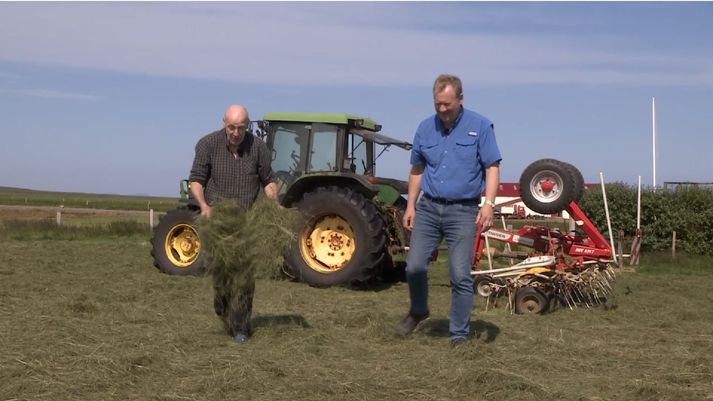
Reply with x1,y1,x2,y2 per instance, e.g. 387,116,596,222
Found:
226,124,248,132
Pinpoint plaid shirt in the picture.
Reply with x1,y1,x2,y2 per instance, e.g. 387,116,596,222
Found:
189,129,275,209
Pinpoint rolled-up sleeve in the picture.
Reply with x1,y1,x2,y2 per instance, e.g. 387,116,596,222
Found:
478,122,502,169
189,138,211,186
257,139,275,186
409,123,426,167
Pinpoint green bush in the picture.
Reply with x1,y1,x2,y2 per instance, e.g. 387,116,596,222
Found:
579,184,713,255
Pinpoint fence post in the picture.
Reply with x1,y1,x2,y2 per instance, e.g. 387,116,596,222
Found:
149,209,154,228
618,230,624,268
671,231,677,259
56,210,61,226
629,228,641,266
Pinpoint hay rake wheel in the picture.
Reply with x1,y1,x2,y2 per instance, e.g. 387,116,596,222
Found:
514,286,550,315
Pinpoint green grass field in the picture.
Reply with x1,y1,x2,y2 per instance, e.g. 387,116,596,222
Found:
1,220,712,400
0,186,180,212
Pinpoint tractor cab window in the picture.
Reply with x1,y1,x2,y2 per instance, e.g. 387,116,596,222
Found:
347,130,369,174
271,123,309,198
271,123,308,174
309,123,337,172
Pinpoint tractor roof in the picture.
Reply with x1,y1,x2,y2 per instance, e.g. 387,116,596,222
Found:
263,112,382,132
352,129,412,151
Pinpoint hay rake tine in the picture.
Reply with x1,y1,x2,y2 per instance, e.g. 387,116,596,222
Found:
564,286,577,309
598,281,610,296
605,267,616,281
562,287,575,310
576,286,592,308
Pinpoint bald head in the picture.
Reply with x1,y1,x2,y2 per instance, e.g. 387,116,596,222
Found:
223,104,250,148
224,104,249,124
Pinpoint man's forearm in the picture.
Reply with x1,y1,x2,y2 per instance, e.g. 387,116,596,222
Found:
484,165,500,203
407,165,424,209
189,181,208,208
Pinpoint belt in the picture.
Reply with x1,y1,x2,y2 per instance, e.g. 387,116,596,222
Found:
423,193,478,205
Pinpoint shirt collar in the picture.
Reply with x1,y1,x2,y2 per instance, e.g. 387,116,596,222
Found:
436,106,464,135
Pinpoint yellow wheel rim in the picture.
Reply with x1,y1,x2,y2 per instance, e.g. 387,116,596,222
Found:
299,215,356,273
164,223,201,267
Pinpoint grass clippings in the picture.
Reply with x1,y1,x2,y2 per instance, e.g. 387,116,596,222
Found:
1,224,713,401
197,198,298,335
197,198,297,280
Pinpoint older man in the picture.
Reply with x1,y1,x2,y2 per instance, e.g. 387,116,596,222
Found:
189,104,278,343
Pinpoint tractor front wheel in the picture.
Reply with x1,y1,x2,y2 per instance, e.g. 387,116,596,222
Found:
286,186,386,287
151,208,205,276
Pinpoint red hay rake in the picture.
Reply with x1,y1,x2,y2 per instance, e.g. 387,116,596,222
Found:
471,159,616,314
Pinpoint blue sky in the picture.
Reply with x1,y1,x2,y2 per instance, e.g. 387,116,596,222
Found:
1,2,711,197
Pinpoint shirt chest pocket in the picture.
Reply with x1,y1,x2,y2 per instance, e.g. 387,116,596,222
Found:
455,136,479,160
236,157,259,177
420,141,441,165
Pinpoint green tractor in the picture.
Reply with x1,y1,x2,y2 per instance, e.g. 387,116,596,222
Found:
151,113,412,287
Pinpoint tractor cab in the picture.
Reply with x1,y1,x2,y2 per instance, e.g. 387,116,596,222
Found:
258,113,411,205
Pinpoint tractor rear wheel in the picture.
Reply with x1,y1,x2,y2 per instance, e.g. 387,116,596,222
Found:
151,208,205,276
514,286,549,314
519,159,578,214
286,186,386,287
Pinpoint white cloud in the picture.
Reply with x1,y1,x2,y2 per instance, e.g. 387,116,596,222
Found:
0,3,710,87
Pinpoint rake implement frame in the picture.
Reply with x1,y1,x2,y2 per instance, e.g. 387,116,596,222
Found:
471,200,615,314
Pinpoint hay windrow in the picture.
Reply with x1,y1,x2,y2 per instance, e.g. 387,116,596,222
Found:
197,197,298,280
197,198,298,329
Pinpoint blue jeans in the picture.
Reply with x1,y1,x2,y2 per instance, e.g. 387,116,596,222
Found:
405,197,478,339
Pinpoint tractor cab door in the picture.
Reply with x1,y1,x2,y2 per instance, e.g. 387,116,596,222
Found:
268,122,339,199
346,129,374,175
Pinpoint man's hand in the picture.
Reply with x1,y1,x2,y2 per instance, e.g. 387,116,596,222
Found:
402,206,416,231
264,181,282,208
476,204,494,228
190,181,212,218
403,165,423,232
478,164,500,229
199,204,212,218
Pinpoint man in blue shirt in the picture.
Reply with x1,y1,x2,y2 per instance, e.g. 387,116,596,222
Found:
395,74,501,347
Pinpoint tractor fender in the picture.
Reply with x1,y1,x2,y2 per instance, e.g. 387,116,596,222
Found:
281,173,379,207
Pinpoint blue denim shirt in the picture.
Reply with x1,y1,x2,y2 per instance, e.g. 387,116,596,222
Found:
410,107,502,200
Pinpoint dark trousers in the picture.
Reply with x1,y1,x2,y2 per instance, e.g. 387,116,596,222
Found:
213,277,255,337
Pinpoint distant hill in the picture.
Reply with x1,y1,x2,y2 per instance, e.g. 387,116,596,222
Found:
0,186,175,199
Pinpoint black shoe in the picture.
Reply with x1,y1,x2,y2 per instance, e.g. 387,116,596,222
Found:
233,333,249,344
449,337,468,348
394,311,430,336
